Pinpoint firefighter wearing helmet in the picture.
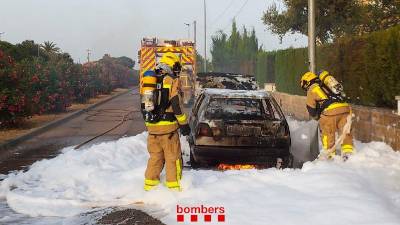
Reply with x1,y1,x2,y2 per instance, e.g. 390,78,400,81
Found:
300,71,354,160
141,52,190,191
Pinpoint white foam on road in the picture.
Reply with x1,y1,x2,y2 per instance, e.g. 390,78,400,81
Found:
1,119,400,225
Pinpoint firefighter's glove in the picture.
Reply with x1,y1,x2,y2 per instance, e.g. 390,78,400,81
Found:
180,124,190,136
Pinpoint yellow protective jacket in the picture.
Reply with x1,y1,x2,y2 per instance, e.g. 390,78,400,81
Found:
306,83,350,119
145,74,188,134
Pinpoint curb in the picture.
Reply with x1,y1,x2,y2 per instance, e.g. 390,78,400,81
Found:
0,89,133,151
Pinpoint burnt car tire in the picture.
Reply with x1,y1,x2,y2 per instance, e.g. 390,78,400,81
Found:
290,154,305,169
285,154,294,168
190,152,200,168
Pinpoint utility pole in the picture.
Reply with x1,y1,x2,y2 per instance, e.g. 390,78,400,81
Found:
203,0,207,72
0,32,4,41
308,0,319,161
184,23,191,39
308,0,316,73
86,49,91,63
37,42,40,57
193,20,197,45
194,20,198,78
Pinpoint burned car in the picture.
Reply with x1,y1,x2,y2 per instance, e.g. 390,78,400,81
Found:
188,89,292,168
195,72,259,89
195,72,259,97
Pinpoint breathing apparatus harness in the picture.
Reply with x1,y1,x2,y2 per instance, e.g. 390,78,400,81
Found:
311,72,347,117
141,65,178,124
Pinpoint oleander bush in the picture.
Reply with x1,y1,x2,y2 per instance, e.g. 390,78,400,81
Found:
0,41,137,127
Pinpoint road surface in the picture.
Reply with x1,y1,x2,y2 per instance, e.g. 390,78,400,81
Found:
0,89,166,225
0,90,145,174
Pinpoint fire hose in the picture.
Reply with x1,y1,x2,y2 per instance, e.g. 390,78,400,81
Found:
74,108,141,150
74,89,141,150
319,113,353,160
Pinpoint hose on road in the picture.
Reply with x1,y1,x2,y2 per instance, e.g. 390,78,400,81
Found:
85,109,135,122
74,108,141,150
74,88,142,150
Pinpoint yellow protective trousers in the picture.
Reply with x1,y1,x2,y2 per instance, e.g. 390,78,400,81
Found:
144,131,182,191
319,112,354,157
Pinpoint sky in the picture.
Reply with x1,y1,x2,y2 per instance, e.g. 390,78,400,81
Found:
0,0,307,64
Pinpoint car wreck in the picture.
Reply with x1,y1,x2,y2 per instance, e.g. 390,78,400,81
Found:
188,88,292,168
195,72,259,96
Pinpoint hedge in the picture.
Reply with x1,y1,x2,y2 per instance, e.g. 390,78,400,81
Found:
0,42,138,127
255,51,275,85
256,25,400,108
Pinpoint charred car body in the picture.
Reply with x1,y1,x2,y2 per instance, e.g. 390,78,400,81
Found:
188,89,292,168
195,72,259,97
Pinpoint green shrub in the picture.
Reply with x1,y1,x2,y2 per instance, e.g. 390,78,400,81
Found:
255,51,275,85
255,25,400,108
0,50,30,126
275,48,309,95
1,41,136,127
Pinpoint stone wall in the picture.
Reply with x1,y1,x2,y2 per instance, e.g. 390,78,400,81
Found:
271,92,400,151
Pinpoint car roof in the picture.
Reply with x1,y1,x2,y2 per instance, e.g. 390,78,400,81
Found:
202,88,271,99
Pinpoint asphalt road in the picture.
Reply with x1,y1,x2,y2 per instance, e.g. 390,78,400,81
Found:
0,90,146,174
0,89,166,225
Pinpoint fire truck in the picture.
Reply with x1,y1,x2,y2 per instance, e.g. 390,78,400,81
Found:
138,37,196,104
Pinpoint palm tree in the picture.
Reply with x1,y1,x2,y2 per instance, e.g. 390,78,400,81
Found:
41,41,60,54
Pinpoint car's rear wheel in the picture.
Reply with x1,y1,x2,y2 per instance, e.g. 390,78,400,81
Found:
285,154,294,168
190,151,199,168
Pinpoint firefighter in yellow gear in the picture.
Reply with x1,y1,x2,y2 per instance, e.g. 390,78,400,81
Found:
300,71,354,160
142,52,190,191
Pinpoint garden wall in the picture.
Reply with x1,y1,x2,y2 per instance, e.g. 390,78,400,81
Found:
272,91,400,151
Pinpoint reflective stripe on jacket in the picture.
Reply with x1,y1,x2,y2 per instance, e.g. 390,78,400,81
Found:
306,84,350,118
145,74,188,134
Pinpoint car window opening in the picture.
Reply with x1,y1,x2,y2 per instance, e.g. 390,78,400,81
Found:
205,98,275,120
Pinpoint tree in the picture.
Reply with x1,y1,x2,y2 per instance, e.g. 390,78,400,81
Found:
12,40,47,61
41,41,60,54
196,51,212,73
210,21,260,74
0,41,16,56
210,31,229,71
115,56,135,68
361,0,400,33
262,0,400,43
